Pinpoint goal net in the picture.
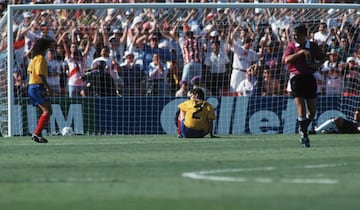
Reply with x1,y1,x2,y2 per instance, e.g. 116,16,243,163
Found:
1,2,359,137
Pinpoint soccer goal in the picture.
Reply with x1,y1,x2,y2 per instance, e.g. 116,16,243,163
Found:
1,2,359,137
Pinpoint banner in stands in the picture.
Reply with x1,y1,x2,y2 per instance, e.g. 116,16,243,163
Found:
12,96,346,136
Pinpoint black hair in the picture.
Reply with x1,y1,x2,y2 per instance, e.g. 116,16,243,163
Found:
102,46,110,52
185,31,194,38
320,22,327,27
31,38,52,56
212,40,221,46
244,37,253,43
293,24,307,36
191,88,205,100
73,50,82,56
96,61,107,71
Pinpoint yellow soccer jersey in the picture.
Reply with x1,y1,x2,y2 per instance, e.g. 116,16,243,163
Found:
178,99,216,131
27,55,48,85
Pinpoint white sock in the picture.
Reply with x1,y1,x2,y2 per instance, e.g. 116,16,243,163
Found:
315,119,336,133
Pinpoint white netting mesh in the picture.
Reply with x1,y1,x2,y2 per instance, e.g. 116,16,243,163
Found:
0,3,359,136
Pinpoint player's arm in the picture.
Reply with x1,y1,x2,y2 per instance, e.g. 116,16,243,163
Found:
208,120,218,138
355,110,360,132
283,49,308,64
39,74,53,96
207,104,219,138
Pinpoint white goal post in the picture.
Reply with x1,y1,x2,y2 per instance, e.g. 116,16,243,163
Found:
1,2,360,137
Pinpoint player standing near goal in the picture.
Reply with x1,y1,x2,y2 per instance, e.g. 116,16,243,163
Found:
27,38,53,143
177,88,217,138
282,24,326,148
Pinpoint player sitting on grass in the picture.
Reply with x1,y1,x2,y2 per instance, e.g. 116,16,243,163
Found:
314,109,360,134
177,88,218,138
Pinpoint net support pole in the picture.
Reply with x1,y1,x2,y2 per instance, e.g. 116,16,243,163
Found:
7,7,14,137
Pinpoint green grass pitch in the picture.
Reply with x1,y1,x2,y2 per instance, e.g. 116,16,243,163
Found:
0,134,359,210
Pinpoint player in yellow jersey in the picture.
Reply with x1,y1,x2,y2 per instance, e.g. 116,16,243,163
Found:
27,38,53,143
177,88,218,138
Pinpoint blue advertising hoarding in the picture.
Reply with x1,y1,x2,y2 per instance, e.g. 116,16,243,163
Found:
11,96,357,136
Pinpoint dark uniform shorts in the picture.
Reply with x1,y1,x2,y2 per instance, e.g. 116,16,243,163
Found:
180,120,206,138
290,74,317,99
338,119,360,134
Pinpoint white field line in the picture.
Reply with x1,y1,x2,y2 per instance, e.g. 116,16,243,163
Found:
0,177,124,183
281,178,338,184
182,164,345,184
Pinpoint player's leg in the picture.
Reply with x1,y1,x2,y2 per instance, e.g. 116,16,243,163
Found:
34,102,52,133
180,121,206,138
292,75,316,147
177,115,182,138
305,98,317,129
315,118,337,133
295,100,308,134
294,97,307,133
177,111,185,138
29,85,52,143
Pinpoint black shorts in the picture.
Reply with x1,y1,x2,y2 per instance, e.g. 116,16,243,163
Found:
338,119,360,134
290,74,317,99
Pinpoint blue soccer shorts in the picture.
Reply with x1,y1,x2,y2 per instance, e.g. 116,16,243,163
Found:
28,84,49,106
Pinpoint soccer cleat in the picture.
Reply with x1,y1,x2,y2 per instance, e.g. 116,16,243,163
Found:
32,134,48,143
39,136,48,143
301,136,310,148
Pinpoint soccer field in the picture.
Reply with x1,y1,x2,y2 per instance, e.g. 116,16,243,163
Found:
0,134,359,210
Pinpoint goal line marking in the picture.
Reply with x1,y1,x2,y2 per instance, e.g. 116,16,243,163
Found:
182,163,347,184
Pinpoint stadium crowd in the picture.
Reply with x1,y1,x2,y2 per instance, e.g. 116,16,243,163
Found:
0,0,359,97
